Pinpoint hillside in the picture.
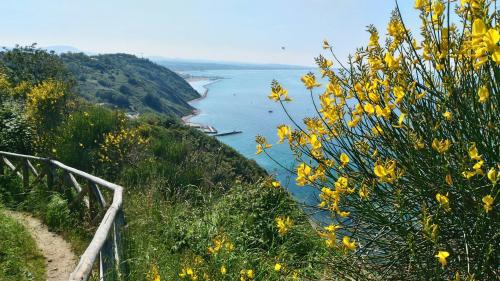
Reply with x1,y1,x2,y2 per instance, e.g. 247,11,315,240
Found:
60,53,200,116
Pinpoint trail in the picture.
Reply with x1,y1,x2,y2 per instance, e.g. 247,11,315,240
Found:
5,210,77,281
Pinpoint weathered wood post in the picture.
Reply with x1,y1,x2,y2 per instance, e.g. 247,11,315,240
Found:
114,209,127,279
100,232,116,281
46,161,54,189
22,160,30,189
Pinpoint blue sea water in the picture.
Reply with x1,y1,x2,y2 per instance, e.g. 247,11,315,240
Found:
186,69,327,211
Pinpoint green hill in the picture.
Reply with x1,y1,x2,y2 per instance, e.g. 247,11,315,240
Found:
60,53,200,116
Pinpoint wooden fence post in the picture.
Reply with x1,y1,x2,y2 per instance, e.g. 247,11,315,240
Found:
100,232,117,281
22,160,29,190
46,162,54,189
114,209,128,280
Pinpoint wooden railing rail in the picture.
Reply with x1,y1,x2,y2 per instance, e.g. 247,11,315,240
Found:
0,151,126,281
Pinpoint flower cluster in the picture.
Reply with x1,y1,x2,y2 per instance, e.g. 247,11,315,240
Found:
259,0,498,279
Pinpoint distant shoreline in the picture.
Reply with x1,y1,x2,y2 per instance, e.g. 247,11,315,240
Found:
181,77,222,124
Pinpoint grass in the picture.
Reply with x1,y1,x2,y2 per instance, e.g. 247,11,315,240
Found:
0,207,46,281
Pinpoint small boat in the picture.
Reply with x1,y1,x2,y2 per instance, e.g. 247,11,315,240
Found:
268,110,273,113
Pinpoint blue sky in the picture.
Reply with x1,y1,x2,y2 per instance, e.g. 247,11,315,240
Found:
1,0,420,66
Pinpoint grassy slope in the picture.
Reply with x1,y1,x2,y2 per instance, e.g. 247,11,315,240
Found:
0,208,46,281
60,53,200,116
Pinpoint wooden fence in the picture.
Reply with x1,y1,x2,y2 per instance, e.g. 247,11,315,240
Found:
0,151,126,281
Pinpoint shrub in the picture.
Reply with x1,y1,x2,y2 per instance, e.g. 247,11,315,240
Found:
261,1,499,280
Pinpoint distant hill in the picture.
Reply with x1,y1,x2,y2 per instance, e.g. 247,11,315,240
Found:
60,53,200,117
152,58,310,71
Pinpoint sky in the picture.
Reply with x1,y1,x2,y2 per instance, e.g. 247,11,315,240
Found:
1,0,421,66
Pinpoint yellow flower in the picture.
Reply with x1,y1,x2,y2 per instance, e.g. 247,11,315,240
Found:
274,263,282,272
432,138,451,154
275,216,293,236
445,173,453,186
393,86,405,104
342,236,356,251
484,29,499,51
435,251,450,268
436,193,451,212
256,144,263,155
472,18,487,38
359,184,369,199
324,224,341,232
268,80,291,102
246,269,254,279
468,143,482,161
477,86,489,103
482,195,494,213
220,265,227,275
149,264,161,281
340,153,349,167
309,134,322,150
442,111,452,121
415,0,426,9
363,103,375,115
487,168,497,184
301,73,321,90
271,181,281,188
277,125,291,143
432,1,444,17
296,163,312,186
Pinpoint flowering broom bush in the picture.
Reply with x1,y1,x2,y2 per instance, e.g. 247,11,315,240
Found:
259,0,498,279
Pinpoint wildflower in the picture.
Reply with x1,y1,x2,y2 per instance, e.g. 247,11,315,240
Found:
442,111,452,121
277,125,291,143
432,138,451,154
271,181,281,188
268,80,291,102
246,269,254,279
359,184,369,199
445,173,453,186
393,86,405,104
487,168,497,184
468,143,482,160
363,103,375,115
296,163,312,186
374,160,398,183
340,153,349,167
301,73,321,89
435,251,450,268
149,264,161,281
179,267,195,279
274,263,282,272
477,86,489,103
309,134,322,150
220,265,227,275
436,193,451,212
482,195,494,213
342,236,356,251
324,224,341,232
275,216,293,236
415,0,426,9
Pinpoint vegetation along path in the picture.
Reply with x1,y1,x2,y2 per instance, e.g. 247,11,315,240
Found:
4,210,77,281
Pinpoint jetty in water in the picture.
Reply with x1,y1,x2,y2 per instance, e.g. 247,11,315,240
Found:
214,130,243,137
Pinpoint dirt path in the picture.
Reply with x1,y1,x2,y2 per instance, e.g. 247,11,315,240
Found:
5,210,77,281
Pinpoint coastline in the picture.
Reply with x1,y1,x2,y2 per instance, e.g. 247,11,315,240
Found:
182,77,221,124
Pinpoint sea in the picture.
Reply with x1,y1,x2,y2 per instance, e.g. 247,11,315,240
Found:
185,69,327,217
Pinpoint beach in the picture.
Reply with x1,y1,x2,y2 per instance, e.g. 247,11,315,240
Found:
182,76,221,124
